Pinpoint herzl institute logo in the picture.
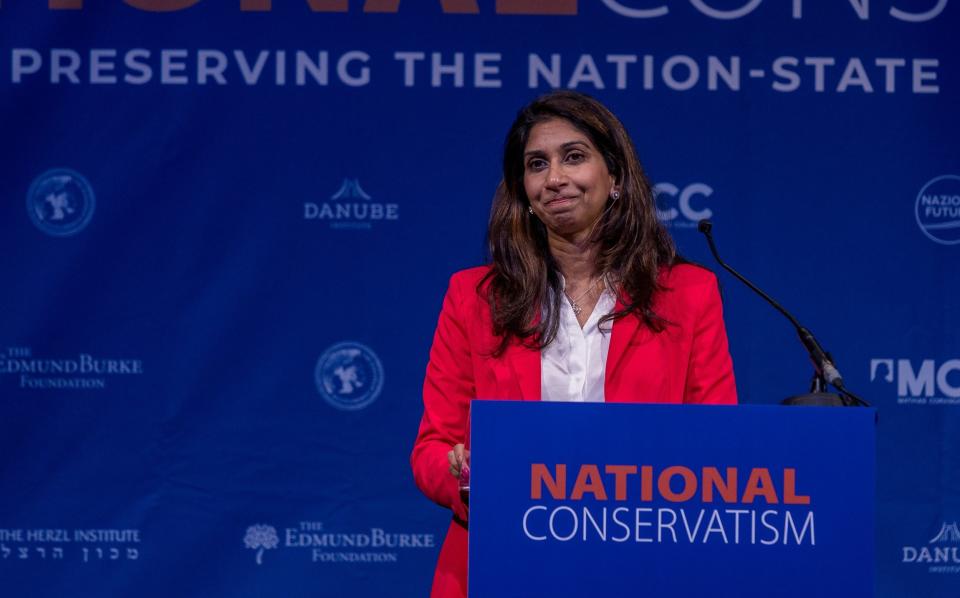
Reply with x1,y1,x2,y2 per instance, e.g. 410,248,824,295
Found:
304,178,399,230
915,175,960,245
243,524,279,565
0,527,141,564
870,358,960,405
26,168,96,236
902,522,960,574
314,342,384,411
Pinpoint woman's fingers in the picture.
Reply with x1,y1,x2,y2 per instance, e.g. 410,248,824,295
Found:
448,448,460,477
448,444,466,478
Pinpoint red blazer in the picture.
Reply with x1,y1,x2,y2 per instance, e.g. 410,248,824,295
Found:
411,264,737,598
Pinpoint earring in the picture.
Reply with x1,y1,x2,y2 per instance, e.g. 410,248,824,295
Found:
611,190,621,201
528,206,534,214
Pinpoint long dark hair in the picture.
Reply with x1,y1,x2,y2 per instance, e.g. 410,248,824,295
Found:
481,90,677,356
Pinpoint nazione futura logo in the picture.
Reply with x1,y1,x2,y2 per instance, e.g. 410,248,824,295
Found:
915,175,960,245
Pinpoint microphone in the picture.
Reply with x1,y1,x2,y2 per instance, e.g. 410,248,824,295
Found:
697,220,868,407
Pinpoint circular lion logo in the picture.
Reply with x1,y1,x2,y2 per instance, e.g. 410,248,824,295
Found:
315,342,384,411
26,168,96,237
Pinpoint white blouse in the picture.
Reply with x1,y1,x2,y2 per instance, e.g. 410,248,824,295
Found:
541,283,616,403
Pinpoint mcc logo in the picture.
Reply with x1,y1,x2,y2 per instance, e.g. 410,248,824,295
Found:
870,358,960,405
654,182,713,228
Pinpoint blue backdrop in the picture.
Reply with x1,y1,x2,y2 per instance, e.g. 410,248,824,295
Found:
1,2,957,596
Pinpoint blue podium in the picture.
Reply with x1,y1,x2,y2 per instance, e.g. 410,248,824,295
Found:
468,402,876,598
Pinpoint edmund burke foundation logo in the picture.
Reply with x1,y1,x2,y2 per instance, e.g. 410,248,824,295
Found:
244,524,279,565
241,520,434,566
1,346,144,390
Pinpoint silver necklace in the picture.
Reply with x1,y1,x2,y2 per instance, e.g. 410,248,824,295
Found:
564,276,603,317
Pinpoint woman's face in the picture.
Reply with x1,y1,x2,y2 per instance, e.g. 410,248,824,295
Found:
522,118,616,240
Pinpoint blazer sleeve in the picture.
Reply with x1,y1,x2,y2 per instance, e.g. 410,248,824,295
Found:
683,274,738,405
410,274,474,521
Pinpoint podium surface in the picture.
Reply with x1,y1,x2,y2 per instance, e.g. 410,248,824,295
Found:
469,402,875,598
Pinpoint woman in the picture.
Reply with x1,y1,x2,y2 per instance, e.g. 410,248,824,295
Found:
411,90,737,598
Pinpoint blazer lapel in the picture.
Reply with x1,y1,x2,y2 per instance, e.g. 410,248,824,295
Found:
504,341,541,401
606,299,651,382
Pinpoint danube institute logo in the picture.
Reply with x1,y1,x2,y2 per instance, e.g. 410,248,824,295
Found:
244,524,279,565
902,521,960,574
304,178,399,230
26,168,96,236
915,175,960,245
314,341,384,411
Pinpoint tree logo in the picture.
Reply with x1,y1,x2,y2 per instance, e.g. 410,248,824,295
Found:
244,524,279,565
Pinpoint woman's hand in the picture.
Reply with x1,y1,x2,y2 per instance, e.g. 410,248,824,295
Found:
447,444,469,479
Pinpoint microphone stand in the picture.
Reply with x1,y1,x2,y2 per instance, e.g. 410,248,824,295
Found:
697,220,869,407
